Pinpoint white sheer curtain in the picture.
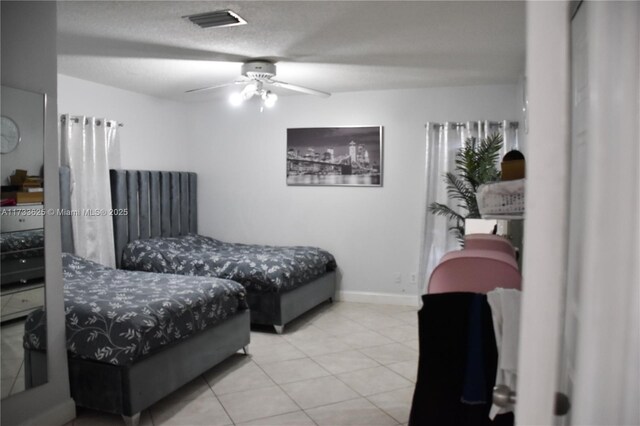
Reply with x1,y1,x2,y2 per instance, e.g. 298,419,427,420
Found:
60,115,120,267
417,120,519,295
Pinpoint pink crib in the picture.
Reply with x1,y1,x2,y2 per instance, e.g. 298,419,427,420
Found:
463,234,516,258
427,248,521,294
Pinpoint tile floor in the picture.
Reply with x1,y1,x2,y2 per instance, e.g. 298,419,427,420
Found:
1,319,27,398
69,301,420,426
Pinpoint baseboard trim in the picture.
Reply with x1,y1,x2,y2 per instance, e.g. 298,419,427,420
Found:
337,291,419,306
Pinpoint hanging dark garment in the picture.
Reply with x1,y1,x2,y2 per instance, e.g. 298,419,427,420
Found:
408,293,514,426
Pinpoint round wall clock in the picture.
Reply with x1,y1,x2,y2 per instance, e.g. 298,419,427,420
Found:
1,116,21,154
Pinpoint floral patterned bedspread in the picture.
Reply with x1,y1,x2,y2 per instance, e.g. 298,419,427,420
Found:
23,253,248,365
0,229,44,260
121,234,337,294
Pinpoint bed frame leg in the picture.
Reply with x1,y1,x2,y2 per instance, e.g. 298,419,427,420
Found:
122,413,140,426
243,345,250,355
274,325,284,334
328,296,334,303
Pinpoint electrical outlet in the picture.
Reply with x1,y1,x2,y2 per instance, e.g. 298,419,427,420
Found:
394,273,402,284
410,273,417,284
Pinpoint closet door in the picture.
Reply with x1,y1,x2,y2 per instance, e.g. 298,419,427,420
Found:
554,4,588,424
560,2,639,424
517,2,572,424
519,2,639,425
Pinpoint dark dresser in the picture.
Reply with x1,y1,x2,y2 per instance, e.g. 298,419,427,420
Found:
1,206,45,322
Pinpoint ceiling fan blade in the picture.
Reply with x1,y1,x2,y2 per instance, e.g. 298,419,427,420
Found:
267,79,331,98
185,80,245,94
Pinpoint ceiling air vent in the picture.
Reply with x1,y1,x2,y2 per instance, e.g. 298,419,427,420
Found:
184,9,247,29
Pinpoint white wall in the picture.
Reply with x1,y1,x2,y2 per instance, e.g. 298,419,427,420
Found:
56,77,520,299
516,73,529,155
185,85,519,299
1,2,76,425
517,1,571,423
58,74,189,171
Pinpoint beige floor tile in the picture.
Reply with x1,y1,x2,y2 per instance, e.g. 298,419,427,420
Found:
1,379,13,399
389,310,419,325
332,304,377,315
311,349,379,375
1,337,23,360
204,356,275,395
307,306,342,321
402,339,419,352
74,408,153,426
329,304,378,319
150,392,232,426
332,302,378,310
30,302,426,426
235,410,316,426
249,340,307,365
249,330,286,347
282,324,333,343
312,315,370,336
337,366,413,397
289,336,352,356
1,321,25,337
0,294,12,311
353,314,406,330
386,360,418,383
360,343,419,365
10,366,24,395
260,357,330,384
305,397,398,426
1,356,22,376
281,375,359,409
218,385,299,424
339,330,394,349
367,386,415,424
368,304,417,315
376,325,418,343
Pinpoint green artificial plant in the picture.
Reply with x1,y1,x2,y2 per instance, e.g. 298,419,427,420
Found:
428,132,503,244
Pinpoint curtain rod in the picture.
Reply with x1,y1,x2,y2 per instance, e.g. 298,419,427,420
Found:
60,115,124,127
425,121,519,129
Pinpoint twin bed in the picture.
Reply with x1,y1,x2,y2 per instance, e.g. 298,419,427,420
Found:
122,233,337,333
24,168,337,425
25,253,250,426
110,169,337,334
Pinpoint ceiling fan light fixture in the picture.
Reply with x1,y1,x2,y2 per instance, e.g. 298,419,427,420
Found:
263,91,278,108
240,82,259,100
184,9,247,29
229,92,243,107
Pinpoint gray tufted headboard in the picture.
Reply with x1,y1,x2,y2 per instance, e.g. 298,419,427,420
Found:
110,169,198,267
60,166,75,254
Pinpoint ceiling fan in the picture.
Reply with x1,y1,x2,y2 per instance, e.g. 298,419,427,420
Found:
185,60,331,109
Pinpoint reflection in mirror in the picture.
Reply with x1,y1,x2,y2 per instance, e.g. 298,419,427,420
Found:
0,85,47,398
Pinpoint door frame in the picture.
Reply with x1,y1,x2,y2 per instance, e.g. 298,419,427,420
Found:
518,1,640,424
517,1,572,424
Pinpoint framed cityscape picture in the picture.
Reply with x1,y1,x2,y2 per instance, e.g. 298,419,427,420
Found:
286,126,383,187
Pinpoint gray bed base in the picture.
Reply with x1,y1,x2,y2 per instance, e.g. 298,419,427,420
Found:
25,310,250,426
249,271,336,333
109,169,337,333
56,168,251,425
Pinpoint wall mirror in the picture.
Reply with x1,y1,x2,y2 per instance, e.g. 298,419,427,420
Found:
1,85,47,398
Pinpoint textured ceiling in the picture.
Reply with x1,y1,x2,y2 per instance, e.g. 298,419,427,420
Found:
57,1,526,101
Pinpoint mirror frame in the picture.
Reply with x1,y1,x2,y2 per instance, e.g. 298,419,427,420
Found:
0,84,48,398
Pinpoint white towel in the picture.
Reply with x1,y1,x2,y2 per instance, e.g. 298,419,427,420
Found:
487,288,522,419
